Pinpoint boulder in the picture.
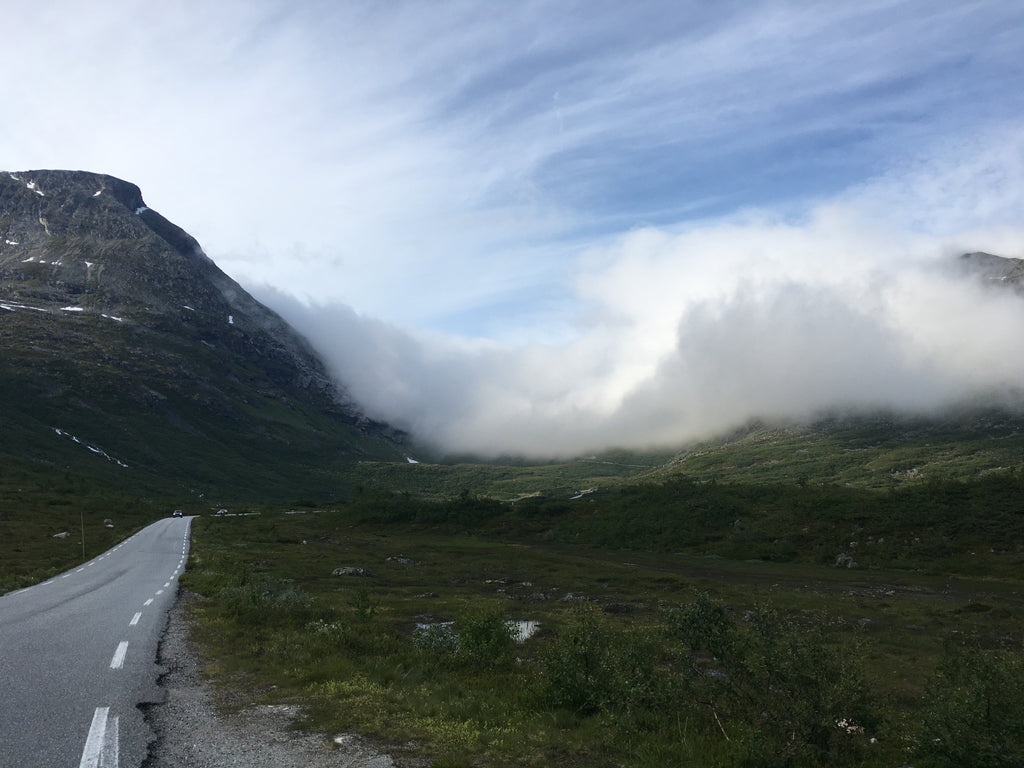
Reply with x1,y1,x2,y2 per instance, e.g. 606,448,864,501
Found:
332,566,371,577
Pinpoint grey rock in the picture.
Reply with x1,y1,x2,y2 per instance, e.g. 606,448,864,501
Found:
386,556,419,566
333,567,372,577
834,553,858,568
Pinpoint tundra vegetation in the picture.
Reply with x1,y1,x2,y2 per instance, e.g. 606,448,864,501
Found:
174,473,1024,768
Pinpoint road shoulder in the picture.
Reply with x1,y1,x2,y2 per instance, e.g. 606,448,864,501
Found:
144,591,419,768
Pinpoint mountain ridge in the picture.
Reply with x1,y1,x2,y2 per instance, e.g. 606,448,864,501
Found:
1,169,403,500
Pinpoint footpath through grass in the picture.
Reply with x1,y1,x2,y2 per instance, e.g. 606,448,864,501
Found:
181,502,1024,768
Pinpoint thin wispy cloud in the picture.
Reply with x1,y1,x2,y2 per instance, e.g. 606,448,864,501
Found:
3,1,1023,456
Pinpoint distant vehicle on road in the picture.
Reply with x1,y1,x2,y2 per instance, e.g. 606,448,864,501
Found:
216,509,227,516
172,510,183,517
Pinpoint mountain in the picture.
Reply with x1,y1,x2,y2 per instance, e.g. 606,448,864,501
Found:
959,250,1024,291
0,170,403,501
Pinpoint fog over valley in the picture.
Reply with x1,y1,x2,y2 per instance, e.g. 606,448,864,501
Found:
259,131,1024,456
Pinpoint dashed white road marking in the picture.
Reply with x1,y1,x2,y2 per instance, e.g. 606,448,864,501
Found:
163,582,170,588
143,598,153,606
155,590,163,596
129,612,142,627
109,641,128,669
79,706,120,768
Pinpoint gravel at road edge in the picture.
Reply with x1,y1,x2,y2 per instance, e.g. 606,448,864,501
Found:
143,591,429,768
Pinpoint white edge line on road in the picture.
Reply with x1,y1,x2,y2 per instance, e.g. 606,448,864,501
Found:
109,641,128,669
129,612,142,627
79,706,119,768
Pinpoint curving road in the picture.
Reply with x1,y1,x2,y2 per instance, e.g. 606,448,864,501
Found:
0,517,191,768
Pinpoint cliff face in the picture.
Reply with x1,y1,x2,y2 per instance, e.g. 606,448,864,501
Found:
0,170,402,498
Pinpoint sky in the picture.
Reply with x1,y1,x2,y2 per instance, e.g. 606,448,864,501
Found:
3,0,1024,457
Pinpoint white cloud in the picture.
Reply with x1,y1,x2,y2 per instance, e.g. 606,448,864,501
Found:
257,128,1024,457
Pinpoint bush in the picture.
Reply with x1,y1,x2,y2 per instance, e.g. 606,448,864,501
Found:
457,605,515,667
539,604,617,714
413,606,514,668
539,604,668,722
218,574,310,624
665,594,874,767
916,643,1024,768
413,622,460,656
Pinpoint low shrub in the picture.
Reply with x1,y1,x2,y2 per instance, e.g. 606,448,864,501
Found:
916,642,1024,768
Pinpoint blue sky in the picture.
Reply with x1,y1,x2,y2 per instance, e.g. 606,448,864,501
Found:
4,1,1024,455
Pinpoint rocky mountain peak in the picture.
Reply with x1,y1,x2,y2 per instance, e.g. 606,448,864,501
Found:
959,251,1024,292
0,170,223,314
0,170,401,495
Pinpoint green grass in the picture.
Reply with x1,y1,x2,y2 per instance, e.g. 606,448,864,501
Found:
0,458,173,592
177,497,1024,767
641,414,1024,488
351,452,665,500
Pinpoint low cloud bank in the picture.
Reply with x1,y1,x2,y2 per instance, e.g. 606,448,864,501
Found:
256,237,1024,458
253,134,1024,458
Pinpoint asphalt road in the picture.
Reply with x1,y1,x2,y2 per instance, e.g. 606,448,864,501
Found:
0,517,191,768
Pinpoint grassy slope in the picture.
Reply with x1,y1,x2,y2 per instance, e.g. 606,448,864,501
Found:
638,414,1024,488
0,307,402,502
